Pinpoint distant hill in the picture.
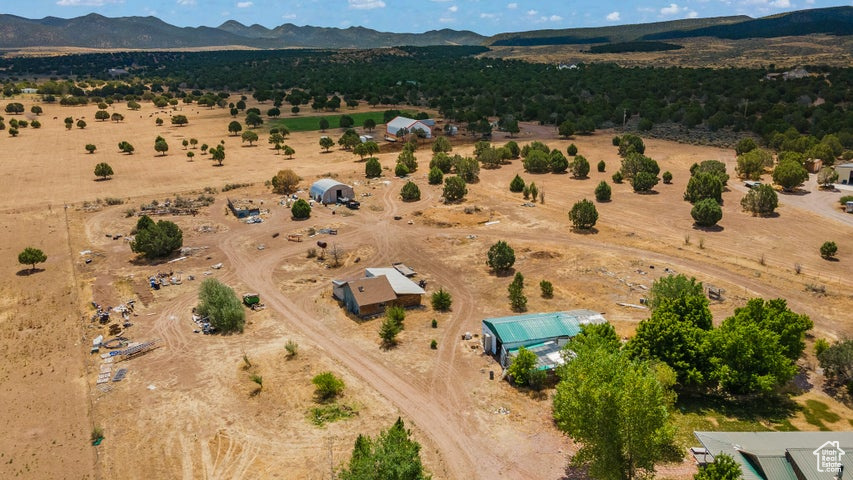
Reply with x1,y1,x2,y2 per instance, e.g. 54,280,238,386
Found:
0,14,485,49
642,6,853,40
486,7,853,47
487,16,749,46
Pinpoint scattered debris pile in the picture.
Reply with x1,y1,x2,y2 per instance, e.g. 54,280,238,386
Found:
139,195,214,216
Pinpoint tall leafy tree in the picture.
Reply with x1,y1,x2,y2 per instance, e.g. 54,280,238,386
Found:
338,418,430,480
694,453,743,480
554,339,675,480
486,240,515,274
647,274,704,311
130,217,183,259
94,162,114,179
196,278,245,334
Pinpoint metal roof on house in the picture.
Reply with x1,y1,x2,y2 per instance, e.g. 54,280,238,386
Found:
482,310,605,345
694,431,853,480
345,276,397,307
365,268,425,295
310,178,349,195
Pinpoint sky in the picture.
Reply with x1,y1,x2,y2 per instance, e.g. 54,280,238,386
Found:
5,0,853,36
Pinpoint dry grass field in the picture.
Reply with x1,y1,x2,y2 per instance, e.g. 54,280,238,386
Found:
484,34,853,68
0,96,851,480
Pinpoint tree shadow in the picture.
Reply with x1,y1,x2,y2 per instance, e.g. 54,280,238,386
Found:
493,268,517,278
822,256,840,262
676,392,800,425
780,189,811,196
635,190,660,195
93,177,112,182
558,465,591,480
692,224,724,232
16,268,44,276
754,211,780,219
571,227,599,235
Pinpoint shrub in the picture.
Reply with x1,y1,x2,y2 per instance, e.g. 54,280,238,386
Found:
291,199,311,219
487,241,515,273
741,184,778,216
820,241,838,260
285,340,299,357
312,372,345,401
569,199,598,230
395,162,410,177
442,176,467,203
540,280,554,298
427,166,443,185
431,319,438,328
271,169,300,194
597,160,606,172
507,346,537,386
662,171,672,184
130,216,182,259
196,278,245,334
365,157,382,178
772,160,809,192
841,195,853,206
430,340,438,350
612,171,623,183
567,143,578,156
550,150,569,173
431,288,452,311
509,174,525,192
400,181,421,201
632,171,659,193
594,181,611,202
571,155,590,178
691,198,723,227
379,316,401,347
684,172,723,204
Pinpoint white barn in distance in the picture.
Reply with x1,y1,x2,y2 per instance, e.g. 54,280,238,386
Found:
386,116,433,139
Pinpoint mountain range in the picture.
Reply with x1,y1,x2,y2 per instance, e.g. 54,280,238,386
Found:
0,6,850,50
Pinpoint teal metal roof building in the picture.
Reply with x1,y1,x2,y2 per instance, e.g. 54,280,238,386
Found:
481,310,606,367
693,431,853,480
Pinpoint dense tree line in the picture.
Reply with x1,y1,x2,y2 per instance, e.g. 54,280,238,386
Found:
1,46,851,144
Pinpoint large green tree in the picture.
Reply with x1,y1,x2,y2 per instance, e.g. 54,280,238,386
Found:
442,176,467,203
684,172,723,204
554,339,675,480
507,346,538,387
130,216,182,259
740,184,778,216
772,160,808,192
338,418,430,480
18,247,47,271
691,198,723,227
569,199,598,230
648,274,704,311
486,240,515,274
196,278,245,334
694,453,743,480
94,162,114,179
365,157,382,178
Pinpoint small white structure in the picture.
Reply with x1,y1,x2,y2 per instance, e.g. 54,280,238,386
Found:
21,88,38,94
309,179,354,205
835,163,853,185
386,116,433,139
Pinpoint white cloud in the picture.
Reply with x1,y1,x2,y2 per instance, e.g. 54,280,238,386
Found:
448,5,458,12
507,3,517,9
660,3,681,15
770,0,791,7
549,15,562,21
282,13,296,19
348,0,386,9
56,0,123,6
480,12,497,19
236,1,252,7
439,16,454,23
176,0,195,5
686,10,699,17
606,11,621,21
526,9,538,15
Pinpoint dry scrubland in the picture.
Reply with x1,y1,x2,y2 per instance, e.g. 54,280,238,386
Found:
0,97,851,480
484,34,853,68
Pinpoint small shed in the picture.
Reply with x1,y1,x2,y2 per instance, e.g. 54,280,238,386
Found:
835,163,853,185
341,276,397,317
482,310,606,367
310,179,355,205
227,198,260,218
365,268,425,308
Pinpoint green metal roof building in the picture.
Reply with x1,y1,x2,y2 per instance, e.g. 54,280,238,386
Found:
693,431,853,480
481,310,606,367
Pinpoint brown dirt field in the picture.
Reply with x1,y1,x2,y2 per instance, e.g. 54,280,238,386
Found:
1,97,851,480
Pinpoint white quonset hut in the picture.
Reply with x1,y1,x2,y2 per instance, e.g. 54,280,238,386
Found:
386,116,433,139
309,179,354,205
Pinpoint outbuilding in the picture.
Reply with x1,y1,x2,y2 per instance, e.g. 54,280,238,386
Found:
365,267,425,307
386,116,433,139
482,310,606,368
309,179,355,205
835,163,853,185
340,276,397,317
